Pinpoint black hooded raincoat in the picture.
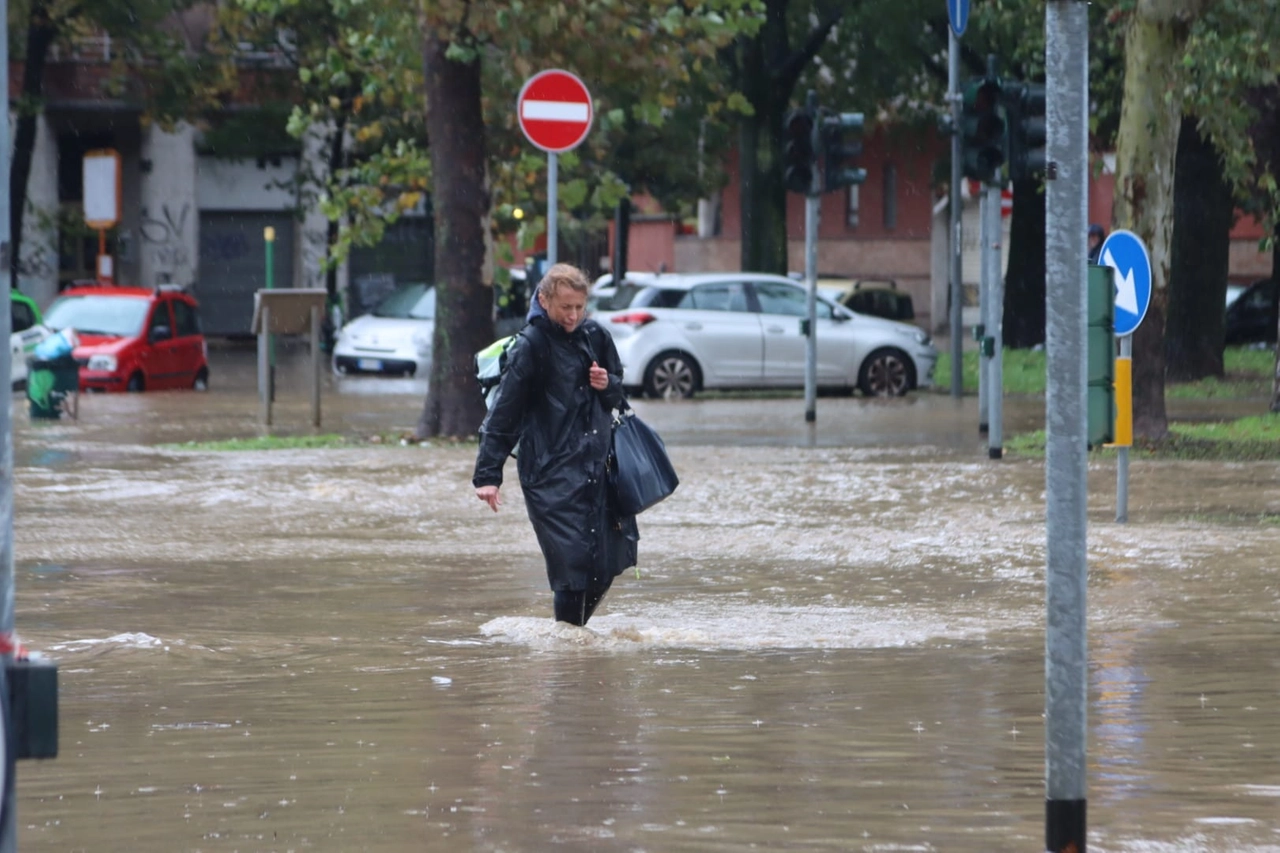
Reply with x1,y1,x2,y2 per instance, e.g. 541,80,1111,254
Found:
472,312,639,591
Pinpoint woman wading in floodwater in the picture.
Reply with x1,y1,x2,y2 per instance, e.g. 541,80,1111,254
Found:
472,263,638,626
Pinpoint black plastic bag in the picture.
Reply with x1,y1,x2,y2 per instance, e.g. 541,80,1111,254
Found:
609,410,679,515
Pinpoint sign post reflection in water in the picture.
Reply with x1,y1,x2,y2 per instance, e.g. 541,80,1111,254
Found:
1044,3,1090,852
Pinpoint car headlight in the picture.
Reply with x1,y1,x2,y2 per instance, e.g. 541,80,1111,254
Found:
88,354,117,372
412,331,432,357
895,327,932,347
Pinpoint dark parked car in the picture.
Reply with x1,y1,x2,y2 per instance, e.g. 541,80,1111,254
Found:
1224,277,1277,345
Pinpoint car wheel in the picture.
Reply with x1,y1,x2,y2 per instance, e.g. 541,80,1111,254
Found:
193,368,209,391
857,348,913,397
644,351,699,399
126,372,145,393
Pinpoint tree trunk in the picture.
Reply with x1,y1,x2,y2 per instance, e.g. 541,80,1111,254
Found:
1165,116,1232,381
1001,176,1047,348
1271,222,1280,412
1110,2,1197,440
322,114,347,347
736,33,788,275
10,4,57,289
416,31,493,439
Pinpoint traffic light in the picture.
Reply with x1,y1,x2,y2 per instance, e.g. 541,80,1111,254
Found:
961,77,1006,184
782,108,816,194
1006,82,1047,181
821,111,867,193
1086,263,1115,448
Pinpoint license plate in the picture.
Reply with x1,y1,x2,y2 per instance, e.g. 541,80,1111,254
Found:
357,358,382,371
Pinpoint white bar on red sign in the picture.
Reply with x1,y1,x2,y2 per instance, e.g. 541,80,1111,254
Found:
521,100,589,122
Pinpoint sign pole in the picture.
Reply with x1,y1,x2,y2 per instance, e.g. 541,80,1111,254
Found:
948,28,964,399
986,182,1004,458
803,92,820,424
264,227,276,403
0,0,15,841
1044,1,1090,850
977,188,990,434
547,153,558,266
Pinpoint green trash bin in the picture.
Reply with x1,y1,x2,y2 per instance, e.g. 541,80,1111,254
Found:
28,356,81,420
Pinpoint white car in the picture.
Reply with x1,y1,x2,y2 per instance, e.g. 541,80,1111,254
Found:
332,283,435,377
592,272,937,398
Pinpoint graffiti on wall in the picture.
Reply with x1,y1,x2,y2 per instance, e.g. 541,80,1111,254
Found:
140,202,194,283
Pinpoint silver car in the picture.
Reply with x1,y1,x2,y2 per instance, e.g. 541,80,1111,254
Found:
591,272,937,398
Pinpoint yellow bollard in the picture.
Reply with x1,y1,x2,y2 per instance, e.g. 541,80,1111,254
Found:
1113,356,1132,447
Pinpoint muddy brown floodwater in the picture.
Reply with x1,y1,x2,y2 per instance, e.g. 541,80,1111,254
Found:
9,344,1280,851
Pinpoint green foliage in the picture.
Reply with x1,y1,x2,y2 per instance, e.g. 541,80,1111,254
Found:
226,0,429,264
196,104,300,159
7,0,235,126
935,345,1273,398
1006,414,1280,461
1181,0,1280,233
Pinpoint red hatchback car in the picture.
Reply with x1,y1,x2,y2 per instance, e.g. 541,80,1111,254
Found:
42,284,210,392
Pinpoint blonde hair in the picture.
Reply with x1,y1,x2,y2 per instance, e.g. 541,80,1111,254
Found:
535,263,590,301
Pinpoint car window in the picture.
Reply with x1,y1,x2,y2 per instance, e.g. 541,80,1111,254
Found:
676,283,749,312
11,299,35,333
1243,281,1276,310
597,284,646,311
43,294,150,336
374,284,435,319
149,302,174,340
753,282,833,319
172,299,201,337
647,288,687,308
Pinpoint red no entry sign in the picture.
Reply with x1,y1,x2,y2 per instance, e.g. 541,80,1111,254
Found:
517,69,593,153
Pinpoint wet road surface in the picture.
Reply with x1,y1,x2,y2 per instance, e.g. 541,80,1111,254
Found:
10,343,1280,851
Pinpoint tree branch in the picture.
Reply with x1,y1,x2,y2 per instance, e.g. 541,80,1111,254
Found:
776,6,843,93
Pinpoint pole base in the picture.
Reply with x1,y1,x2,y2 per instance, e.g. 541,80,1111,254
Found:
988,447,1003,460
804,410,816,423
1046,798,1086,853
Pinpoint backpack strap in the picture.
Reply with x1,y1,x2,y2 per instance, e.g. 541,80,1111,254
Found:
516,320,552,392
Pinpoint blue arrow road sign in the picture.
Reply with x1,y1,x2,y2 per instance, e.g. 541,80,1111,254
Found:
1099,229,1152,337
948,0,970,36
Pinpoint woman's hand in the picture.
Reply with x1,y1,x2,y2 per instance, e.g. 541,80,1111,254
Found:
476,485,501,512
589,361,609,391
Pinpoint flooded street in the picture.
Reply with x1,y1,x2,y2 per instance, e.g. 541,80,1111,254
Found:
10,344,1280,851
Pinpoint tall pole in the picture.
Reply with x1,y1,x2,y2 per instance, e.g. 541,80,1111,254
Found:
948,31,964,398
0,0,17,843
1044,2,1089,851
986,183,1005,458
264,226,276,403
977,189,990,433
547,153,558,266
803,91,820,424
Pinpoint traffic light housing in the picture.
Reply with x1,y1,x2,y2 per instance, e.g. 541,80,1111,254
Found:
1006,82,1047,181
1087,263,1115,448
821,111,867,193
782,108,816,194
961,77,1006,184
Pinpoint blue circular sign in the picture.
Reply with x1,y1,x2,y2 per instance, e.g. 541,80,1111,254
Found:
948,0,970,36
1098,229,1152,337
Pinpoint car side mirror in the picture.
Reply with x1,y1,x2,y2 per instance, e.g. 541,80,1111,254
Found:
149,325,172,343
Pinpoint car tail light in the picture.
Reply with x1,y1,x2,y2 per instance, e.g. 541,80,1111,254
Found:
610,311,657,328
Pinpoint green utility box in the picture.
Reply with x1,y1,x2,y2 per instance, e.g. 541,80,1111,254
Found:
1087,263,1116,447
27,356,80,420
